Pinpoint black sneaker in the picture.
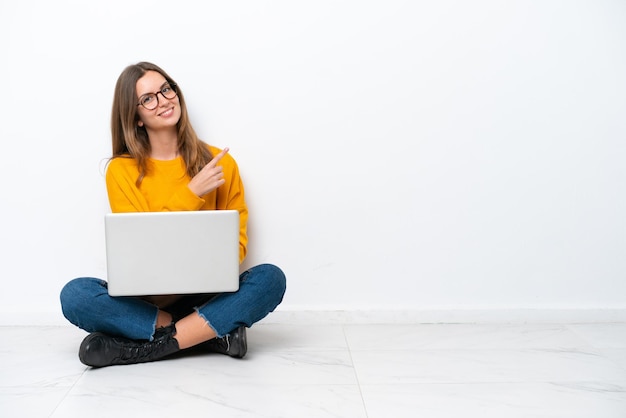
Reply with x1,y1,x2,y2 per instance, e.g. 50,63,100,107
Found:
79,326,179,367
199,326,247,358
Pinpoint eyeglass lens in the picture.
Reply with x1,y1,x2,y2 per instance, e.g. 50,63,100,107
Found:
139,84,177,110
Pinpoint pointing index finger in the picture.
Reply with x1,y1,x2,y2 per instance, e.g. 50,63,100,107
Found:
208,147,229,167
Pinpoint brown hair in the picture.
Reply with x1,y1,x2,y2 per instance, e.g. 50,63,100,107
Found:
110,62,212,186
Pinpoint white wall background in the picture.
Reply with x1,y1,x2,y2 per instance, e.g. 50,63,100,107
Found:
1,0,625,324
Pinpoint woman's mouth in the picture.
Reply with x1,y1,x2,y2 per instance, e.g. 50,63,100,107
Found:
158,107,174,117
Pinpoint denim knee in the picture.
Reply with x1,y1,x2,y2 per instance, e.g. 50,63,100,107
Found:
60,277,107,326
255,263,286,307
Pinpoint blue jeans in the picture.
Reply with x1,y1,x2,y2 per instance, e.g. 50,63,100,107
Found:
60,264,286,340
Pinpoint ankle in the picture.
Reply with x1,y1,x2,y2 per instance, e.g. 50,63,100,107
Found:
155,310,173,328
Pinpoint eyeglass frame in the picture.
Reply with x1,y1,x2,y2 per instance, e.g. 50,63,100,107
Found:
136,82,178,110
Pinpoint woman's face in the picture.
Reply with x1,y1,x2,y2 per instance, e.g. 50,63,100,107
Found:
135,70,181,132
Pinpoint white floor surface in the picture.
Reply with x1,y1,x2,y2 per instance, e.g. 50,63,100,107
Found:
2,322,626,417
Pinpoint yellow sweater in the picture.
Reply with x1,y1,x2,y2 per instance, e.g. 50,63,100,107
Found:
105,145,248,263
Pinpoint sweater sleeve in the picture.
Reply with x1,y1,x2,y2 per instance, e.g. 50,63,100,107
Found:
105,158,150,213
213,150,249,263
160,185,207,212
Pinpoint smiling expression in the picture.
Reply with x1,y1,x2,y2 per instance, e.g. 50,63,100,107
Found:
135,70,181,132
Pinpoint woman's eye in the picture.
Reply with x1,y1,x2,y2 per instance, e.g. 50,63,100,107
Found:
141,95,155,105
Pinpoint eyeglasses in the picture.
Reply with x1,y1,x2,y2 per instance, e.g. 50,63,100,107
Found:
137,83,178,110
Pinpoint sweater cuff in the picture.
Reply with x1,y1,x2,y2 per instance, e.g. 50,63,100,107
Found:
165,186,206,211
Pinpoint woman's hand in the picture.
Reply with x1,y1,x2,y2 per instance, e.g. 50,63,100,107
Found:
188,147,229,197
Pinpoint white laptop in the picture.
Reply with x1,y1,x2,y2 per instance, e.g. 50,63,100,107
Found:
105,210,240,297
